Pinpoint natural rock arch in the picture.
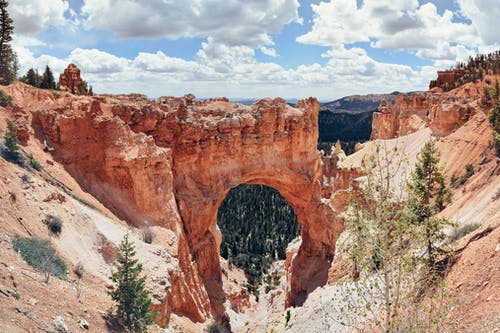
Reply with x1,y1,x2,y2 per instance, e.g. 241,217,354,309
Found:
168,97,343,319
7,83,352,327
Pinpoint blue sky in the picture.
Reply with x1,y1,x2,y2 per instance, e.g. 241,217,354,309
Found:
10,0,500,101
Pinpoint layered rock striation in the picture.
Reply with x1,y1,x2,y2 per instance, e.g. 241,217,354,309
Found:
1,82,354,327
371,91,473,139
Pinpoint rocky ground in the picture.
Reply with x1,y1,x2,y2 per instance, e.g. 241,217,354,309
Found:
0,73,499,332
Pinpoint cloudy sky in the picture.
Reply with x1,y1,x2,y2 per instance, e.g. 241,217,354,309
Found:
10,0,500,101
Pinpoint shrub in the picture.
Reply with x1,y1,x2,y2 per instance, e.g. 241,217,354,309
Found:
494,132,500,157
142,226,154,244
28,156,41,171
489,105,500,157
0,90,11,107
449,223,480,241
44,215,63,235
285,309,291,326
205,322,222,333
451,164,475,187
12,236,67,282
74,262,84,278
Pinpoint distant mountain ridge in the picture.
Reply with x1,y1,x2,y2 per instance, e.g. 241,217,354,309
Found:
317,92,408,154
320,92,402,113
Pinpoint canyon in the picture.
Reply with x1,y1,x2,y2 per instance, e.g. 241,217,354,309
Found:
1,82,355,329
0,71,498,332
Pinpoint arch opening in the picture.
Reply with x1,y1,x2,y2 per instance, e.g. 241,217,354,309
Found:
217,184,300,294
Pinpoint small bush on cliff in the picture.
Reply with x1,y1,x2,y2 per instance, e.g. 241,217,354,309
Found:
451,164,475,188
109,233,156,333
28,155,41,171
13,236,67,283
489,103,500,157
2,120,20,162
44,214,63,235
141,226,154,244
449,223,480,241
205,322,222,333
0,90,11,107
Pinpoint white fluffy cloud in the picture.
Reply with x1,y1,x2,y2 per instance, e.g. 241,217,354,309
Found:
458,0,500,45
68,48,129,74
12,0,497,100
295,0,500,66
11,0,69,34
298,0,479,51
14,41,436,100
81,0,301,47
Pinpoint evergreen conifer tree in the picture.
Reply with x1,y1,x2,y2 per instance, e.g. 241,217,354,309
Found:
489,103,500,156
407,140,452,278
20,68,41,87
3,120,19,161
0,0,15,85
109,233,156,333
40,65,56,89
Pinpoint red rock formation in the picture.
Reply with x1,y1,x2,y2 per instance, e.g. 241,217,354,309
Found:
2,82,357,328
371,92,471,139
429,69,466,89
58,64,84,92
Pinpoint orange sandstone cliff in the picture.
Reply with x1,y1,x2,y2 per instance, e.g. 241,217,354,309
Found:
370,77,489,139
0,82,354,328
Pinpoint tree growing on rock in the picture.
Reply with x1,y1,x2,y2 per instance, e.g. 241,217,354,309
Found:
407,140,452,279
109,233,156,333
489,102,500,157
3,120,20,161
330,143,453,332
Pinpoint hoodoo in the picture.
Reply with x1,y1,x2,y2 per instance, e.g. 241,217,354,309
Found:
58,64,84,93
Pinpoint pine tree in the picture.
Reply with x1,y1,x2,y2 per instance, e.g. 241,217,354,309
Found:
109,233,156,333
20,68,41,87
332,144,453,332
489,103,500,156
407,140,452,278
0,0,15,85
40,65,56,89
3,120,19,161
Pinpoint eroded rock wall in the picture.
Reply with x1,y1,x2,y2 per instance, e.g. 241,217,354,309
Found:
2,82,354,327
371,92,472,139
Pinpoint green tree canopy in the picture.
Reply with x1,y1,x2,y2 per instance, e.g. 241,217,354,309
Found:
407,140,452,278
40,65,56,89
3,120,19,161
0,0,17,85
20,68,41,87
109,234,156,332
